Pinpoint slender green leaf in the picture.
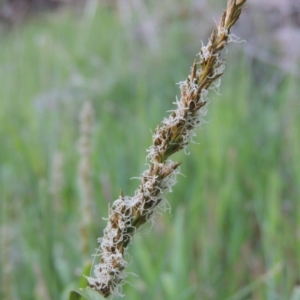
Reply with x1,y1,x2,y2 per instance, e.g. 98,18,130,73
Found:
69,288,105,300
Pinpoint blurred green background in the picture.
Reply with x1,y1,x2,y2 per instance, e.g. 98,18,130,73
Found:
0,1,300,299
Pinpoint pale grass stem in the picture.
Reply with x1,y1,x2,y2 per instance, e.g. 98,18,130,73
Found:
77,101,95,256
86,0,247,297
50,151,64,213
1,225,12,300
33,264,51,300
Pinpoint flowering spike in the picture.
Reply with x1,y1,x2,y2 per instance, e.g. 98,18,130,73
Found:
86,0,247,297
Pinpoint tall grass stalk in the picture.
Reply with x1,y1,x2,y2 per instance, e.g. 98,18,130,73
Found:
50,151,64,213
1,225,12,300
78,101,95,256
86,0,247,297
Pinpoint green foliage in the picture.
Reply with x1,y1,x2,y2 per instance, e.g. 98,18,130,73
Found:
0,3,299,300
69,288,104,300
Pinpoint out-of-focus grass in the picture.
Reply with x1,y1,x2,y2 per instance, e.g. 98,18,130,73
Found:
0,3,299,300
